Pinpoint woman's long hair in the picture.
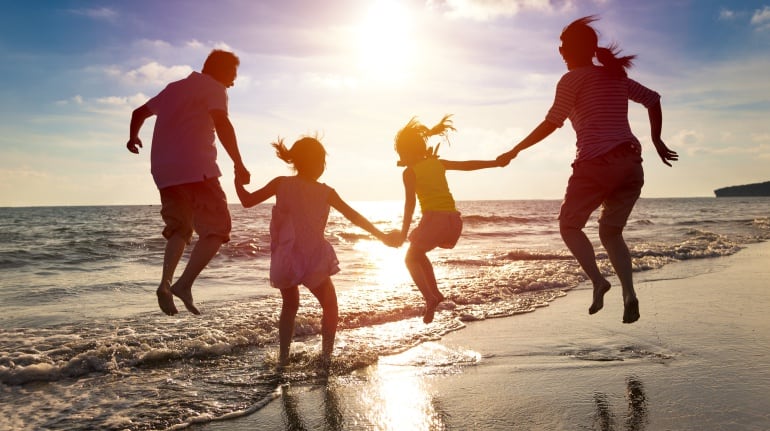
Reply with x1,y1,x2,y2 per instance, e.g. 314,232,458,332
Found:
561,15,636,77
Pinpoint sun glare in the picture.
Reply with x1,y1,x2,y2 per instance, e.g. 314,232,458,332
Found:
357,1,415,83
353,239,411,287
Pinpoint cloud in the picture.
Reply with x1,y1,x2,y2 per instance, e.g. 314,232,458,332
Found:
95,96,134,107
424,0,611,21
0,166,49,180
751,6,770,30
120,62,193,86
718,8,736,20
668,129,703,156
92,93,150,112
69,7,118,22
428,0,562,21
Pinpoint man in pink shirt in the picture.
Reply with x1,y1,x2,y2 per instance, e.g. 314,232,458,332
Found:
127,50,250,316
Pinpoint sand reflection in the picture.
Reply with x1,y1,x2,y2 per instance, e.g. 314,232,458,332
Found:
280,384,343,431
279,365,446,431
593,376,648,431
353,363,447,430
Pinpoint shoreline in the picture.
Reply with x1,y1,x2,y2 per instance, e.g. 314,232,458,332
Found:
194,240,770,430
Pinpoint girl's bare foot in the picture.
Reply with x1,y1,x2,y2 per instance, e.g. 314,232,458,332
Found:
277,357,288,373
170,283,200,315
156,280,178,315
588,280,611,315
423,296,442,324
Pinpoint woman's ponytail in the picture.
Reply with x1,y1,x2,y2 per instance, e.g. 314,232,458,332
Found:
595,43,636,78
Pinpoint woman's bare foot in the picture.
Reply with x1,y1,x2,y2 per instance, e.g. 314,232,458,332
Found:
170,283,200,315
156,280,178,315
588,280,611,315
623,296,640,324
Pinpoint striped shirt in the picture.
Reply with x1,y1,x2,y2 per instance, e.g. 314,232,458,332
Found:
545,65,660,162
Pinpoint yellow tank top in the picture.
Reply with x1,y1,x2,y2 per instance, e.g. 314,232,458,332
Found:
412,158,456,212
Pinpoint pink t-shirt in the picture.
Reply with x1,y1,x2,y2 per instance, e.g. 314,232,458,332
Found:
146,72,228,189
545,66,660,162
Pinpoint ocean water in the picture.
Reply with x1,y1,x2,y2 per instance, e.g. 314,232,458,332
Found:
1,198,769,430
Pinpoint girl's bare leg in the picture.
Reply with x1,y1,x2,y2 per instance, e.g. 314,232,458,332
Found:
279,287,300,368
405,246,443,323
310,279,339,366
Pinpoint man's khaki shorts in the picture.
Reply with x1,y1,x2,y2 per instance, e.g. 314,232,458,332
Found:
159,178,231,243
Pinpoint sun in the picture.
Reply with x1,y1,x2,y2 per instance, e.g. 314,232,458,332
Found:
356,1,415,83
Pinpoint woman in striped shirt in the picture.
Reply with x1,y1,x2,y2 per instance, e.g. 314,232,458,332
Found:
497,16,678,324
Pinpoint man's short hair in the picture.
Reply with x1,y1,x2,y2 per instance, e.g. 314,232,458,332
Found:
202,50,240,77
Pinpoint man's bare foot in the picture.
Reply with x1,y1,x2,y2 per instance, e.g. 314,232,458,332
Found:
170,283,200,315
588,280,612,315
156,281,178,316
623,296,640,324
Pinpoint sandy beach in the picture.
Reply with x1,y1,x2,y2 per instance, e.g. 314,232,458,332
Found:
193,241,770,431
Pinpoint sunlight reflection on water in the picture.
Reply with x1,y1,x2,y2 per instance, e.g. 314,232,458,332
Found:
343,342,480,430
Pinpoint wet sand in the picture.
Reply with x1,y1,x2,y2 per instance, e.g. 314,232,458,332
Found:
194,241,770,430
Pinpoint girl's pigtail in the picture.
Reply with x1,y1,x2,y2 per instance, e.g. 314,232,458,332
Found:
272,138,292,164
426,114,455,158
427,114,456,138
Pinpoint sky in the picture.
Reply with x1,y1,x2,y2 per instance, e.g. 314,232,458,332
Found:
1,0,769,206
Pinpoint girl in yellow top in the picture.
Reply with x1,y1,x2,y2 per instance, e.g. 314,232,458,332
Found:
394,115,506,323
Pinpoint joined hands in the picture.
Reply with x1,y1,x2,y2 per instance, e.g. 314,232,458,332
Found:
496,149,518,166
382,230,404,248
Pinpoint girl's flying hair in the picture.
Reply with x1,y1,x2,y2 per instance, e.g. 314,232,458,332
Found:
394,114,455,166
561,15,636,77
272,135,327,175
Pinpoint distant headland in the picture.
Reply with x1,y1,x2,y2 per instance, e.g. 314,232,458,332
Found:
714,181,770,197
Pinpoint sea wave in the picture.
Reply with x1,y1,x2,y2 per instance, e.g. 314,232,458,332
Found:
500,249,573,261
462,214,546,225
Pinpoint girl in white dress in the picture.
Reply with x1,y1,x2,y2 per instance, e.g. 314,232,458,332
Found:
235,136,399,369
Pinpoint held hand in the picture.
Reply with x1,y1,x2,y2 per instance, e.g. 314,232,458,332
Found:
653,139,678,167
496,149,517,166
234,165,251,185
126,137,142,154
382,230,404,248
